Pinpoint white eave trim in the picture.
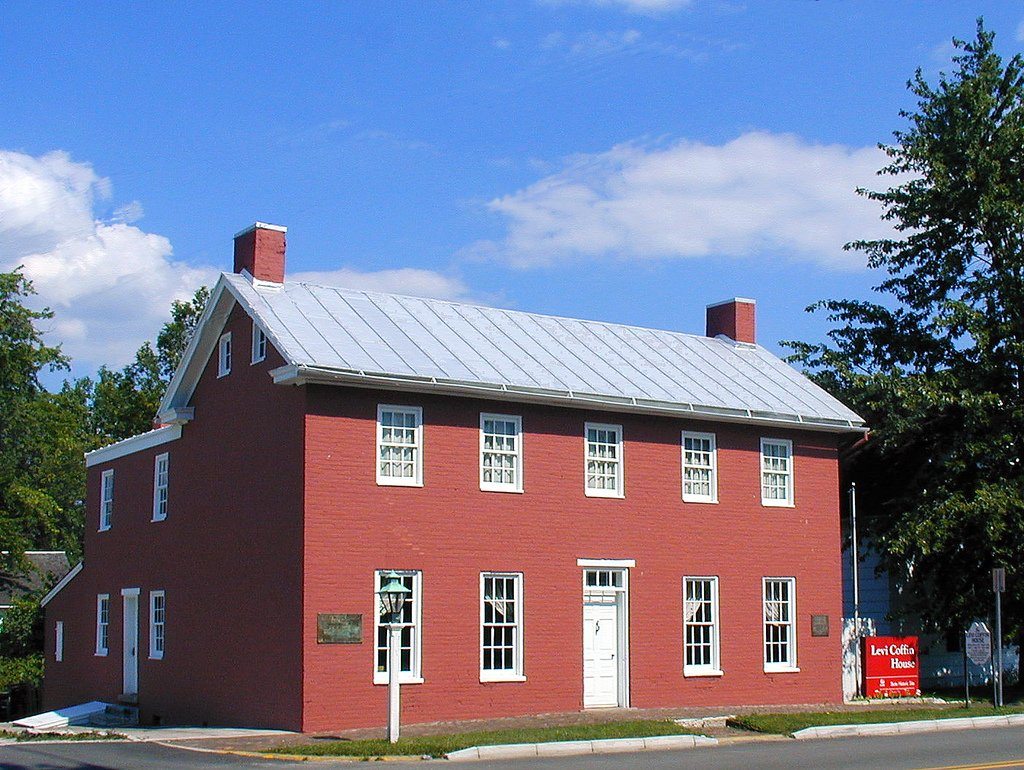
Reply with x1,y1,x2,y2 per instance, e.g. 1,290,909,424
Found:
40,561,83,608
577,558,636,568
271,365,867,435
85,425,182,467
156,407,194,426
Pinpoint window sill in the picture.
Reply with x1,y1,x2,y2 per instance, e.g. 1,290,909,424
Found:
479,486,524,494
682,497,718,504
684,668,724,678
761,501,795,508
217,371,230,379
95,651,108,657
377,480,424,488
149,654,163,661
151,516,166,523
585,490,624,499
481,673,527,683
251,357,265,365
98,526,110,533
373,675,424,686
764,666,800,674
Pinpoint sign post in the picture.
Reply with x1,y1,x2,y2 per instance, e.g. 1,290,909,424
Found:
964,621,992,709
862,636,920,698
993,568,1006,708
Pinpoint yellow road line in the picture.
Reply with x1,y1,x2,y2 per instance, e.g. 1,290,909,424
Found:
916,760,1024,770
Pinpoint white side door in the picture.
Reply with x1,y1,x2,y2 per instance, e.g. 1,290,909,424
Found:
583,596,618,707
122,589,139,697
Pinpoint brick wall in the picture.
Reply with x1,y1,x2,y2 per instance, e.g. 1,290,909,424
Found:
302,387,843,732
44,303,306,729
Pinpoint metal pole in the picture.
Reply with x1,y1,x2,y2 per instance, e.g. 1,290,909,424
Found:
963,629,969,707
850,483,862,697
388,622,401,743
995,588,1003,708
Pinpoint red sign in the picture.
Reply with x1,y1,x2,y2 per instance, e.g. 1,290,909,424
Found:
862,636,920,698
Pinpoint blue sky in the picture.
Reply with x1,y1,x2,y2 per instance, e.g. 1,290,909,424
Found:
2,1,1022,378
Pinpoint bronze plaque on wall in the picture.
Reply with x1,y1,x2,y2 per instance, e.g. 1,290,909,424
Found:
811,614,830,637
317,613,362,644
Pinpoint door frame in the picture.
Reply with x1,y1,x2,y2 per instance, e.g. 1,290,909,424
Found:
579,559,632,708
121,587,140,699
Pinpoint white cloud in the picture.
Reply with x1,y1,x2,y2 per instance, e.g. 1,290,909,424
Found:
545,0,691,13
474,132,894,271
289,267,472,302
0,149,216,372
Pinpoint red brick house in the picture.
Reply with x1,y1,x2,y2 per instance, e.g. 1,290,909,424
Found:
42,222,865,731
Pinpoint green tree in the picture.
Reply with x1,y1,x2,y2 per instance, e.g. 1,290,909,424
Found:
789,22,1024,642
0,270,70,564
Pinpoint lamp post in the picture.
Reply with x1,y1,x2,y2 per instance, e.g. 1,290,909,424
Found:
378,572,410,744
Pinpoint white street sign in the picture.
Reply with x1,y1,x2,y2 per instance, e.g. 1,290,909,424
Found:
965,621,991,666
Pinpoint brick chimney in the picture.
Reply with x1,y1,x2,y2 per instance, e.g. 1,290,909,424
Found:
233,222,287,283
706,298,756,344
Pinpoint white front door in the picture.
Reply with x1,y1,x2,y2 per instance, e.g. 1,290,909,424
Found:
122,589,139,697
583,595,619,707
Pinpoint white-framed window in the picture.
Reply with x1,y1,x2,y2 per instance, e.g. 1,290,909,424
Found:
481,573,525,682
480,414,523,492
95,594,109,656
374,570,423,684
99,469,114,531
376,405,423,486
683,576,721,676
217,332,232,377
763,577,797,671
585,423,623,498
682,431,718,503
149,590,165,659
761,438,794,506
251,322,267,364
152,453,169,522
55,621,64,662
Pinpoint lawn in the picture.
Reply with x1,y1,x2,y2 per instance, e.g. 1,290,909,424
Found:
728,704,1024,736
265,720,698,758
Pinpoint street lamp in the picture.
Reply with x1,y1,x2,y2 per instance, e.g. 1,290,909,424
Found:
378,572,411,743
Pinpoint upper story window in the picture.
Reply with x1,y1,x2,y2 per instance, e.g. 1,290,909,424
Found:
480,414,523,492
683,576,721,676
585,423,623,498
99,470,114,531
376,405,423,486
152,453,169,522
481,572,525,681
217,333,232,377
251,322,267,364
95,594,109,656
149,590,165,659
374,570,422,684
761,438,794,506
682,431,718,503
763,577,797,671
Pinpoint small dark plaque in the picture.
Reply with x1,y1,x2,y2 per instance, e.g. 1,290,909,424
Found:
318,613,362,644
811,614,830,637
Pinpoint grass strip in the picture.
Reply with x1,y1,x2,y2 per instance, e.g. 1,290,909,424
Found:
265,719,698,758
729,704,1024,736
0,729,123,742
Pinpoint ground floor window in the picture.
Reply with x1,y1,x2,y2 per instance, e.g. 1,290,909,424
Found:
95,594,109,656
481,572,524,681
763,577,797,671
374,570,422,684
149,590,165,659
683,576,720,675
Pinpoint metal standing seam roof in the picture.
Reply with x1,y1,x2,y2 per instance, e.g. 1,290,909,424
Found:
222,273,865,431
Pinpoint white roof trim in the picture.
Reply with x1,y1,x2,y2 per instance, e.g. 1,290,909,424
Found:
40,561,82,608
273,364,866,434
85,425,182,468
577,558,636,568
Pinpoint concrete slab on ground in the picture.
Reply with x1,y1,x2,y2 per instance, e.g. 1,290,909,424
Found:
793,713,1024,740
446,734,717,760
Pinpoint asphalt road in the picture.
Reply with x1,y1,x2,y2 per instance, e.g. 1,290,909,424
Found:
2,728,1024,770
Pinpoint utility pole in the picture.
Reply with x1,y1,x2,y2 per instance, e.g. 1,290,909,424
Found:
993,567,1005,707
850,482,861,697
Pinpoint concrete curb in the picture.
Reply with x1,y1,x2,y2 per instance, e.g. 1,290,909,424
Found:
445,734,717,760
793,713,1024,740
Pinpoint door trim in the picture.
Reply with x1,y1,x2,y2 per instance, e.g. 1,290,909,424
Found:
581,566,630,708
